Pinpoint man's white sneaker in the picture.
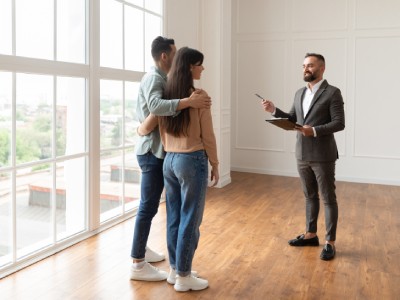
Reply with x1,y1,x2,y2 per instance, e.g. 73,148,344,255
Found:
145,246,165,263
167,268,198,284
174,274,208,292
130,262,168,281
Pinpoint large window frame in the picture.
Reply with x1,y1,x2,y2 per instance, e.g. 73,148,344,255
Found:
0,0,164,278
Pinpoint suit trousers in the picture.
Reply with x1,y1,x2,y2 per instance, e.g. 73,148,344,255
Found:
296,160,338,241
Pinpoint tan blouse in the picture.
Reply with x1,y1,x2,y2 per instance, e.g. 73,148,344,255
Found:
159,108,219,168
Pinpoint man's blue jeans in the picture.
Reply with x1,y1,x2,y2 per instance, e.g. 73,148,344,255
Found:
163,151,208,276
131,152,164,259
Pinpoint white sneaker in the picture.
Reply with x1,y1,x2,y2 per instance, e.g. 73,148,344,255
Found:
130,262,168,281
145,246,165,263
174,274,208,292
167,268,198,284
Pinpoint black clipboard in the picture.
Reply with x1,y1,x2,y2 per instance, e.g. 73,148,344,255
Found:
265,118,302,131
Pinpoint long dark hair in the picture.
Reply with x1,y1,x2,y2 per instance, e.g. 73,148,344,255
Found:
159,47,204,137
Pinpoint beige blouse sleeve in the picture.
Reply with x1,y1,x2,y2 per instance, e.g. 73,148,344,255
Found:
199,108,219,168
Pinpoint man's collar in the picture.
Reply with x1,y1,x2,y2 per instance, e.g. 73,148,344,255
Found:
152,65,168,80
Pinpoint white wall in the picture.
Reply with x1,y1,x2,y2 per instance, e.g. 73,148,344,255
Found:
164,1,200,49
231,0,400,186
165,0,400,186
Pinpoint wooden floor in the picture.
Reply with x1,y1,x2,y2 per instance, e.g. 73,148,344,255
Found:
1,172,400,300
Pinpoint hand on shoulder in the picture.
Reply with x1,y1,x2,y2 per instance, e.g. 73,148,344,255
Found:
189,89,211,109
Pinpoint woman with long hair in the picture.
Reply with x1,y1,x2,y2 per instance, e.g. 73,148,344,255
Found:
159,47,219,292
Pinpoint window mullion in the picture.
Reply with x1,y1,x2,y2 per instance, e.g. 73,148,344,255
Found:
11,0,15,55
54,0,57,61
122,81,126,212
88,0,101,230
11,72,16,264
142,10,145,71
52,76,57,244
122,4,125,70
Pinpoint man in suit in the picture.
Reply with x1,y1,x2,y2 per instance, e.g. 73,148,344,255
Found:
262,53,345,260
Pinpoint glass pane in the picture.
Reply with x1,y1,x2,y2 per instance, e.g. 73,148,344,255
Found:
0,172,12,267
125,81,140,146
57,77,86,156
100,0,123,68
100,150,123,222
57,0,86,63
16,0,54,60
144,14,162,71
0,72,12,167
126,0,143,7
0,0,12,55
124,149,140,212
125,6,144,71
100,80,123,150
16,74,53,165
16,164,52,259
145,0,162,15
56,158,86,241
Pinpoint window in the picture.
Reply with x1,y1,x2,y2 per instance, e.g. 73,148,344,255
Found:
98,0,163,223
0,0,12,55
57,0,86,63
16,0,54,60
0,72,12,266
0,0,163,277
0,72,87,266
99,80,141,222
100,0,163,71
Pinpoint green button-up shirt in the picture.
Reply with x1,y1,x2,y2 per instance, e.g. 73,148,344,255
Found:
135,66,180,159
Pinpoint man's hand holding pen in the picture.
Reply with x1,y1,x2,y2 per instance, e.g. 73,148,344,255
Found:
262,99,276,114
256,93,314,135
255,93,276,113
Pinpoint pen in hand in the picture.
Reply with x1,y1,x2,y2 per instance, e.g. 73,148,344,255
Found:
256,94,276,113
255,93,265,101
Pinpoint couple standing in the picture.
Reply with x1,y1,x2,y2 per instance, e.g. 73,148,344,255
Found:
129,36,218,292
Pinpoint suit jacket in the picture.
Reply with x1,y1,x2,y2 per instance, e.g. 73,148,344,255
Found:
274,80,345,162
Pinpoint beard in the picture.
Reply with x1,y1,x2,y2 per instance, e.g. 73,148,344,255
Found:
303,72,316,82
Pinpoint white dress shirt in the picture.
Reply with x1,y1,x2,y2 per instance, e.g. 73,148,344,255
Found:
303,79,324,137
303,79,324,117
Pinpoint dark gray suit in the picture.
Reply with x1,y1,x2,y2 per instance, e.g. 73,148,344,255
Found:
275,79,345,241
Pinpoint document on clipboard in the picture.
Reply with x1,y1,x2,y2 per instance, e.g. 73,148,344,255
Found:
265,118,302,131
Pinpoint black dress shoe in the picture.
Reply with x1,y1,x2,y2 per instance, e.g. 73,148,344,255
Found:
288,234,319,246
320,244,336,260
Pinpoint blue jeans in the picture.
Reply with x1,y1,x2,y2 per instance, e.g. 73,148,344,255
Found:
163,151,208,276
131,152,164,259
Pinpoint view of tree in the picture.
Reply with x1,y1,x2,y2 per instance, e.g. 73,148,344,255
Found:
112,119,122,146
15,130,41,164
0,130,10,167
0,108,68,165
